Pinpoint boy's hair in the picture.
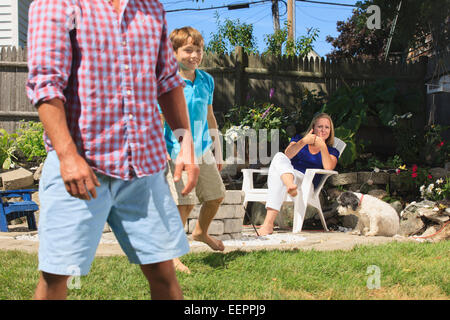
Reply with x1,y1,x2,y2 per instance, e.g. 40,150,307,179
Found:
169,27,204,51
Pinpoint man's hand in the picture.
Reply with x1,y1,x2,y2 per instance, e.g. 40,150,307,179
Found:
59,152,100,200
37,98,101,201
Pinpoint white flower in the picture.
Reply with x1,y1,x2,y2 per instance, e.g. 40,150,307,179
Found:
436,178,443,184
373,167,380,173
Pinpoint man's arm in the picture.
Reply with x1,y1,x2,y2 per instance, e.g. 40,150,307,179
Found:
207,104,223,171
158,86,199,195
37,99,100,200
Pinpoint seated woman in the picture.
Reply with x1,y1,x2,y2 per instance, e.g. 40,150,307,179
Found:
258,113,340,236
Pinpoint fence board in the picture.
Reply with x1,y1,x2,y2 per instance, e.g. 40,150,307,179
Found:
0,46,428,133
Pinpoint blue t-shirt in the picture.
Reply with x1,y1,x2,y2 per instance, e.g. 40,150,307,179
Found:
161,69,214,158
290,134,340,188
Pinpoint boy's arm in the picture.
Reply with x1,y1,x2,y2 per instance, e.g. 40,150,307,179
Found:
158,86,199,195
207,104,223,171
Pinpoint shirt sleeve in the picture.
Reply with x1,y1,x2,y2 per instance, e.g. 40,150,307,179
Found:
208,72,214,105
290,134,302,143
26,0,73,107
328,146,340,159
155,9,185,97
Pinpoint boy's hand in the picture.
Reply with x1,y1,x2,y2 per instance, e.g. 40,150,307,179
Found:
173,133,199,195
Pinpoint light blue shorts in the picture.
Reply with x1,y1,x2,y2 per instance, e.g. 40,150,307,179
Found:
38,151,190,276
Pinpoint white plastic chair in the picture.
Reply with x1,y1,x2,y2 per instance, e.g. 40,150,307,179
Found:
242,137,346,233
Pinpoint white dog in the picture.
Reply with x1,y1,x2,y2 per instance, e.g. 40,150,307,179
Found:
337,191,400,237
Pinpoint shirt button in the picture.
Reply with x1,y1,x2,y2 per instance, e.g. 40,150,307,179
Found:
127,90,132,96
124,64,129,70
129,114,133,120
122,40,127,46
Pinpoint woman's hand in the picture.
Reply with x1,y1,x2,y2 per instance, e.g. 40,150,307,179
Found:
314,135,327,149
302,129,317,145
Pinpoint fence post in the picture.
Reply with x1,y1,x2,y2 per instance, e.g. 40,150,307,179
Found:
234,46,247,107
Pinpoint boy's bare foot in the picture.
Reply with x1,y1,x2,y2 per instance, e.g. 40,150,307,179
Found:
287,184,298,197
173,258,191,274
192,233,225,251
258,225,273,236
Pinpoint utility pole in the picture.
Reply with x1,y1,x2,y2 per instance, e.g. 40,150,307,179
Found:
287,0,295,40
272,0,280,31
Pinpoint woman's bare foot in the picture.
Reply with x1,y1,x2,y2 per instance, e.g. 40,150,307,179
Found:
173,258,191,274
287,184,298,197
192,233,225,251
258,224,273,236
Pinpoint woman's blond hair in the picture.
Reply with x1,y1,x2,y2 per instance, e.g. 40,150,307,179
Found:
169,27,204,51
303,113,335,146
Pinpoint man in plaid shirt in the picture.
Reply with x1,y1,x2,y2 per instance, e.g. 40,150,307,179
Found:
26,0,198,299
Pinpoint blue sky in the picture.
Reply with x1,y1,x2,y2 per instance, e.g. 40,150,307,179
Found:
160,0,359,57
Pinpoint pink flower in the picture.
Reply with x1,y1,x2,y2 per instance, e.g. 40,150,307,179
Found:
412,164,418,173
395,169,400,175
269,88,275,99
411,172,418,178
438,141,444,147
261,105,272,119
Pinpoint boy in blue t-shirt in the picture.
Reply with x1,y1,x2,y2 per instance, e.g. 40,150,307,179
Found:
161,27,226,273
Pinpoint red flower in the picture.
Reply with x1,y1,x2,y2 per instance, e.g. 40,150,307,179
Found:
412,164,418,173
438,141,444,147
395,169,400,175
428,174,433,179
411,172,418,178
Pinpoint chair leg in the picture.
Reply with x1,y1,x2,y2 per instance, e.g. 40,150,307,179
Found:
317,207,329,232
292,196,307,233
26,212,37,231
244,202,260,237
0,208,8,232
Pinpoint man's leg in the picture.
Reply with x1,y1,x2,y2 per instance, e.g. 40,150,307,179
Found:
192,197,225,251
173,204,194,273
140,260,183,300
34,272,70,300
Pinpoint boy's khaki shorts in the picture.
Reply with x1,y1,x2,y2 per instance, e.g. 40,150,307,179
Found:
166,149,226,205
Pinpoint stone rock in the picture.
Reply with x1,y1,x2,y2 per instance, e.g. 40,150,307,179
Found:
368,189,388,199
398,201,435,236
0,167,34,190
223,190,244,204
328,173,357,186
399,213,425,236
358,172,389,185
33,163,44,181
428,167,449,179
223,218,242,233
389,201,403,215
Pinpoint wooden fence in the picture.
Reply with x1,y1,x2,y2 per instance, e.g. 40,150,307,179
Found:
0,45,428,133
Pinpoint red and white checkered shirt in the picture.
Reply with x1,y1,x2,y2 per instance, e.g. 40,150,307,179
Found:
26,0,184,180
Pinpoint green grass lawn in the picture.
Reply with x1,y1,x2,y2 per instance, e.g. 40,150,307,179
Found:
0,241,448,300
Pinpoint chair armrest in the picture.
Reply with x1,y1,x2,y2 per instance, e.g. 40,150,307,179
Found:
241,168,269,192
304,169,338,176
241,168,269,174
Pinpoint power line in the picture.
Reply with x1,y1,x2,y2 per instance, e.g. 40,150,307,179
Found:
165,0,271,13
296,0,357,7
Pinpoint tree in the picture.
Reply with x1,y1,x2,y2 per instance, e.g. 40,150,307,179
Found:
263,22,319,57
326,0,450,61
205,13,258,55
